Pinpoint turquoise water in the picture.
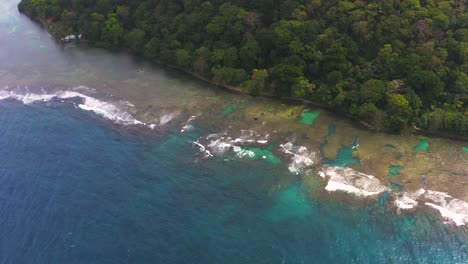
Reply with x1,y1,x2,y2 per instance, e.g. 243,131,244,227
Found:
298,109,320,125
415,137,430,152
222,105,236,115
0,101,466,263
239,145,282,165
0,0,467,262
323,137,361,168
388,165,404,177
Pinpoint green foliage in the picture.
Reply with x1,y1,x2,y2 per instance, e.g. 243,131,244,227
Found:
246,69,268,95
239,39,260,69
193,47,211,76
454,72,468,94
292,77,315,99
211,67,248,86
407,70,444,108
423,108,468,135
18,0,468,136
125,28,146,53
175,49,192,68
358,103,382,128
271,64,303,96
359,80,388,106
102,13,124,46
385,94,411,132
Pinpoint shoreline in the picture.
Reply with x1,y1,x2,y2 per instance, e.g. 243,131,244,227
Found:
19,10,467,142
9,9,467,225
167,64,468,142
2,66,467,227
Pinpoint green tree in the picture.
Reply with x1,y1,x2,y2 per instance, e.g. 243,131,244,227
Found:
126,28,146,53
385,94,411,132
211,67,248,86
359,79,388,106
358,103,382,127
292,77,315,99
239,39,260,69
175,49,193,68
246,68,269,95
102,13,124,46
454,72,468,94
223,47,239,67
407,70,444,108
193,47,211,76
17,0,468,136
271,64,304,96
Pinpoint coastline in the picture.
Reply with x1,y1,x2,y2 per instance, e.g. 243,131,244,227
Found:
3,2,468,262
8,8,467,227
170,65,468,142
20,10,467,142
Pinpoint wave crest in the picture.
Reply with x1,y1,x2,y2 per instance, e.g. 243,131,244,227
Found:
0,88,155,128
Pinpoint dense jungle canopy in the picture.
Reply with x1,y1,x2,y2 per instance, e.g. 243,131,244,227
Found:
19,0,468,136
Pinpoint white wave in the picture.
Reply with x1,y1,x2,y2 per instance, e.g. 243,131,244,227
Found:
61,91,145,126
0,90,56,104
326,181,385,197
422,190,468,226
181,115,197,132
195,131,269,160
233,130,268,144
232,146,255,158
394,188,425,210
279,142,318,175
207,137,234,154
425,200,468,226
320,166,388,197
424,190,452,206
193,141,213,157
394,196,419,210
208,138,253,158
0,89,156,128
180,124,194,132
159,112,179,125
393,188,468,226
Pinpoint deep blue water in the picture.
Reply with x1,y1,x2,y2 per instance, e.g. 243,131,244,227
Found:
0,101,467,263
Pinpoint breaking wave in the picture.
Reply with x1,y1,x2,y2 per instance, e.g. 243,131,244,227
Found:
394,188,468,226
0,88,156,128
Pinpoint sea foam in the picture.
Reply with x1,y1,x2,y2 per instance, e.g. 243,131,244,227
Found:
0,89,156,128
194,130,269,159
279,142,319,174
394,188,468,226
319,166,388,197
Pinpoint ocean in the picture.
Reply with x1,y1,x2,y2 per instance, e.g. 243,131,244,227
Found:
0,100,466,263
0,0,467,262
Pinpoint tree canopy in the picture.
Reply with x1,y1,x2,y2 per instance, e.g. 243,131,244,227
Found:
19,0,468,137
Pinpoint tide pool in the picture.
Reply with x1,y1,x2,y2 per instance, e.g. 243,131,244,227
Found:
298,109,320,125
415,137,430,152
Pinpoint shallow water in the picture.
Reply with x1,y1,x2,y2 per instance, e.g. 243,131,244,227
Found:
0,0,467,262
1,101,467,263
